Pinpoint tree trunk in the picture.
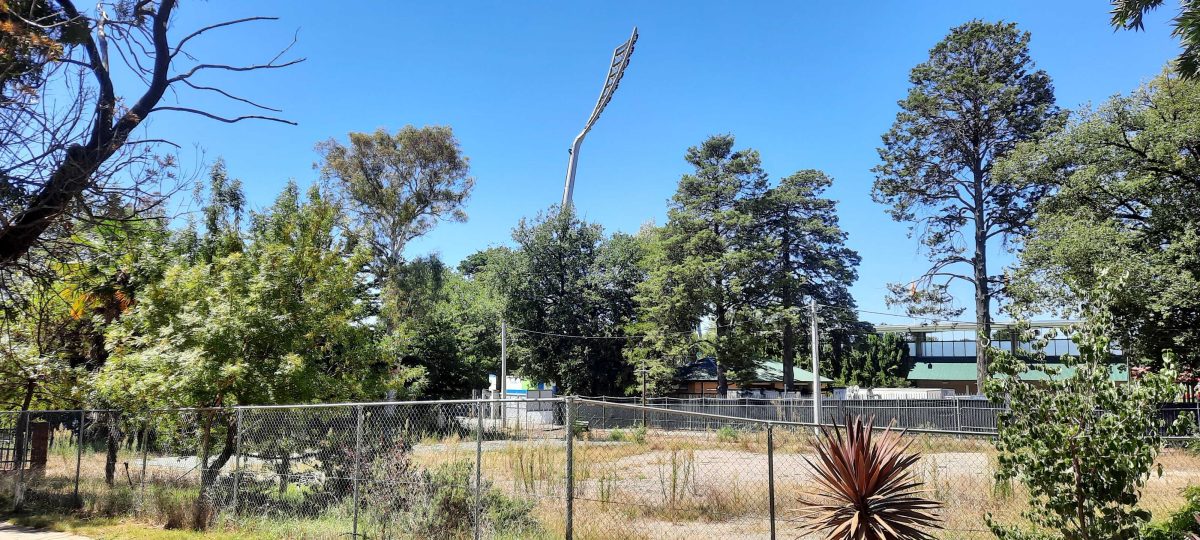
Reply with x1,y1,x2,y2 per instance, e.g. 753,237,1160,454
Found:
715,303,729,397
973,173,992,395
278,455,290,497
12,380,35,483
104,412,120,486
0,0,177,268
193,413,237,530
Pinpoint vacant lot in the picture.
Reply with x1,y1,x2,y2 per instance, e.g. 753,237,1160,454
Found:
7,420,1200,539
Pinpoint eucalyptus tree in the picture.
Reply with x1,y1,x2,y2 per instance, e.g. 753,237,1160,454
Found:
318,126,474,333
872,20,1058,392
0,0,301,268
985,285,1181,539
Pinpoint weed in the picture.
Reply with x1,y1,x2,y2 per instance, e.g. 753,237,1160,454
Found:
657,447,697,514
715,426,738,443
597,472,619,507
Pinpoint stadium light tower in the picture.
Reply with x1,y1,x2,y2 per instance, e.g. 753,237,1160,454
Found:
561,27,639,209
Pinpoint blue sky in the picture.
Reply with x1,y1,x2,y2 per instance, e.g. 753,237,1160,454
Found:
132,1,1179,325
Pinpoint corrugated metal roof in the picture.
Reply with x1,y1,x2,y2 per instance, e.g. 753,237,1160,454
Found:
908,360,1129,382
873,320,1079,333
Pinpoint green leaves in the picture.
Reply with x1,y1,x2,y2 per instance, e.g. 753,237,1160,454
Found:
841,333,913,388
985,282,1178,539
1007,70,1200,370
1111,0,1200,78
99,169,398,409
635,135,770,394
501,208,643,395
873,20,1058,391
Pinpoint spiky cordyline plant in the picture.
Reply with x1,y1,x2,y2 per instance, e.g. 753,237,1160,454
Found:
797,415,943,540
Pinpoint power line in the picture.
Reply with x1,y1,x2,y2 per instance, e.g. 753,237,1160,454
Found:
508,303,997,341
844,307,982,326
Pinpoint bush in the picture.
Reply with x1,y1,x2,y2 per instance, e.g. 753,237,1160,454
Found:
633,425,647,444
401,461,538,539
1143,486,1200,540
715,426,738,443
609,429,626,442
985,287,1181,540
362,441,537,539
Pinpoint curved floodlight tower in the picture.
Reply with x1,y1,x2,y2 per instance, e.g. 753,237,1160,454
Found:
562,27,638,209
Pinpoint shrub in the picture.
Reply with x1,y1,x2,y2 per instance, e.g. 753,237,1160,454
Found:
609,428,626,442
363,441,537,539
1143,486,1200,540
632,425,647,444
403,461,537,539
796,415,942,539
985,288,1182,540
715,426,738,443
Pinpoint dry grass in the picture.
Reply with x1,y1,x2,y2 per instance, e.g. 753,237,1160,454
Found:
12,424,1200,539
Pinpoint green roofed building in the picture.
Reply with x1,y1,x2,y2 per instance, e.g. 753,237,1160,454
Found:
674,357,832,398
876,321,1128,396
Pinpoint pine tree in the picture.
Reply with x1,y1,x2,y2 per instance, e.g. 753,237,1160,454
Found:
872,20,1058,392
748,170,859,392
637,135,769,396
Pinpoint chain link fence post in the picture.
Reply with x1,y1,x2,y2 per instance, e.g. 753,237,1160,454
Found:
564,396,575,540
767,422,777,540
232,407,243,517
351,404,363,539
73,409,84,507
474,399,484,540
138,412,150,515
13,410,30,510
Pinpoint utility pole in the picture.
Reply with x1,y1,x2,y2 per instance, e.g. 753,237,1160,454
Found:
641,357,648,427
810,297,821,429
500,319,508,424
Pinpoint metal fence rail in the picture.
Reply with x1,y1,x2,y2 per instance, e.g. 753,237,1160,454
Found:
580,396,1007,433
2,398,1199,539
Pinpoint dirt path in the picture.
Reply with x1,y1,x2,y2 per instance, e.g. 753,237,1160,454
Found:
0,523,90,540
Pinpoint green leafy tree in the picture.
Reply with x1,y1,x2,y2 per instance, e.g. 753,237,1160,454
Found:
1004,70,1200,368
318,126,474,333
99,172,423,520
636,135,769,396
984,283,1181,540
872,20,1058,393
840,333,912,388
99,175,416,411
391,258,504,399
747,170,859,392
502,208,643,395
1112,0,1200,78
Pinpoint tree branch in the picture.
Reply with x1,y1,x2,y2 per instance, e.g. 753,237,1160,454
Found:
171,16,279,59
150,106,297,125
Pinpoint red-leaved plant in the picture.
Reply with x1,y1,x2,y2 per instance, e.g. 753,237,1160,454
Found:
797,415,943,539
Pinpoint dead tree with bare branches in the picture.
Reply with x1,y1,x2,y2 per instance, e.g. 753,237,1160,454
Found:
0,0,302,268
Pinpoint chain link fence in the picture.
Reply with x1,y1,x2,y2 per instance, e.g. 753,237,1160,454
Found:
3,398,1200,539
580,397,1008,433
